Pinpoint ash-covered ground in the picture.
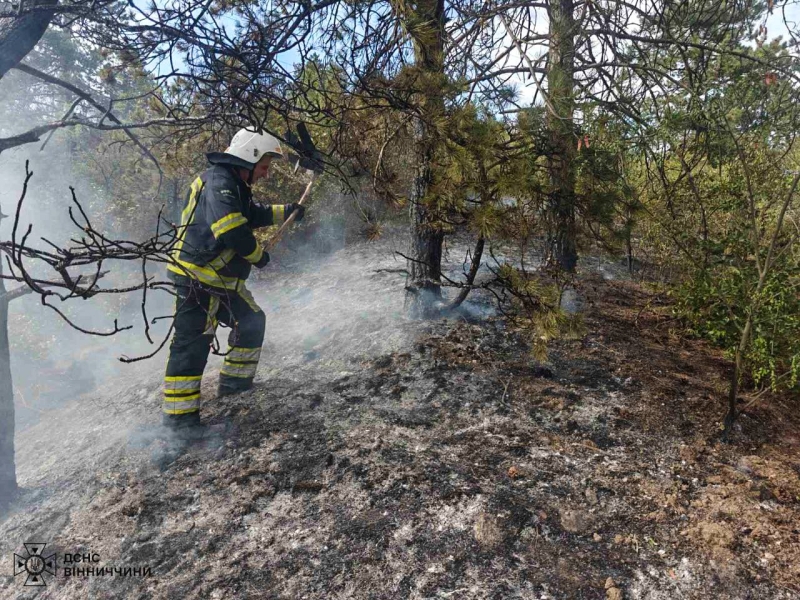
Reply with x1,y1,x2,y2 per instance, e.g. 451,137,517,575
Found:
2,231,799,599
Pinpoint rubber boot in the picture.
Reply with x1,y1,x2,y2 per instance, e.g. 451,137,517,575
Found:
162,411,207,442
217,376,254,398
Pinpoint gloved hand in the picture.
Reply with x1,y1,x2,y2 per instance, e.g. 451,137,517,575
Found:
285,203,305,222
254,250,270,269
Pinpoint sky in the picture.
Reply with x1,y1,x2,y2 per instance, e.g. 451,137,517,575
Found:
507,1,800,108
116,0,800,116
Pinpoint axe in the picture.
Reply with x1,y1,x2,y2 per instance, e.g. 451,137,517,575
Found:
265,122,323,252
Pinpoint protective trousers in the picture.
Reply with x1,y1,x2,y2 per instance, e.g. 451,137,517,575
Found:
163,275,265,415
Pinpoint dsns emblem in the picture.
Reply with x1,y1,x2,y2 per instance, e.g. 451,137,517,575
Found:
14,543,56,586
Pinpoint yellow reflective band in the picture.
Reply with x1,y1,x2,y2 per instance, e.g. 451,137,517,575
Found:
162,390,200,414
237,285,262,313
163,393,201,402
273,205,285,223
208,248,236,270
164,385,200,394
221,358,258,377
220,367,256,378
165,375,202,382
167,259,241,290
163,407,200,415
244,244,263,264
164,387,200,396
168,260,238,286
211,213,248,238
227,347,261,361
204,296,220,335
171,177,203,262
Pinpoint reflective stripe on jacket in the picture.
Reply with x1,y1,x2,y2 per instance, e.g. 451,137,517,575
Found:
167,161,289,289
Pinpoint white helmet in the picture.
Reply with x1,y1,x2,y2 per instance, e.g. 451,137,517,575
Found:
224,128,283,166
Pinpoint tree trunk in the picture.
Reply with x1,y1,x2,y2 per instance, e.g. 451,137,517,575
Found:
0,250,18,510
545,0,578,273
626,232,634,275
404,0,446,317
722,171,800,436
723,316,751,435
407,117,444,315
0,0,57,79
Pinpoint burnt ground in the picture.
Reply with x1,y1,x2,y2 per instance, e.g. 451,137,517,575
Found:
1,237,800,599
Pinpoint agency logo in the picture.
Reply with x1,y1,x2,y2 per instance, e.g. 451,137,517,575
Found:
13,543,56,587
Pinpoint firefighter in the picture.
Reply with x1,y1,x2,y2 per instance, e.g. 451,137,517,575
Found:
162,128,305,435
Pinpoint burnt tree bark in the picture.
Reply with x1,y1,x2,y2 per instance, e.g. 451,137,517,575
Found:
405,0,447,317
407,119,444,314
544,0,578,273
0,0,56,79
0,213,17,510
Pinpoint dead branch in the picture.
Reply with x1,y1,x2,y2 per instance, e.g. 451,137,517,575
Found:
0,160,178,350
444,235,485,311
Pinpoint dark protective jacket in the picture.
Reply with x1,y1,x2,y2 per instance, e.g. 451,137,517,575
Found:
167,155,290,289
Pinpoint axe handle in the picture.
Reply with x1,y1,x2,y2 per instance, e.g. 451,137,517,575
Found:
265,172,317,252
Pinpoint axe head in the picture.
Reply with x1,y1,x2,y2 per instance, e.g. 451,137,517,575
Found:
284,122,324,174
297,122,315,153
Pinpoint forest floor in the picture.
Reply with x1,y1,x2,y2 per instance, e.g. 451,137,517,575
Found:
1,232,800,599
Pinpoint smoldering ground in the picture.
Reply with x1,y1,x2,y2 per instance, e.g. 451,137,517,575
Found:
0,226,481,577
4,135,798,598
3,226,799,598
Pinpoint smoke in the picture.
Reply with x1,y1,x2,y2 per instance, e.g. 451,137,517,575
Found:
1,118,391,436
1,81,494,443
250,227,411,369
222,224,498,387
0,126,175,431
